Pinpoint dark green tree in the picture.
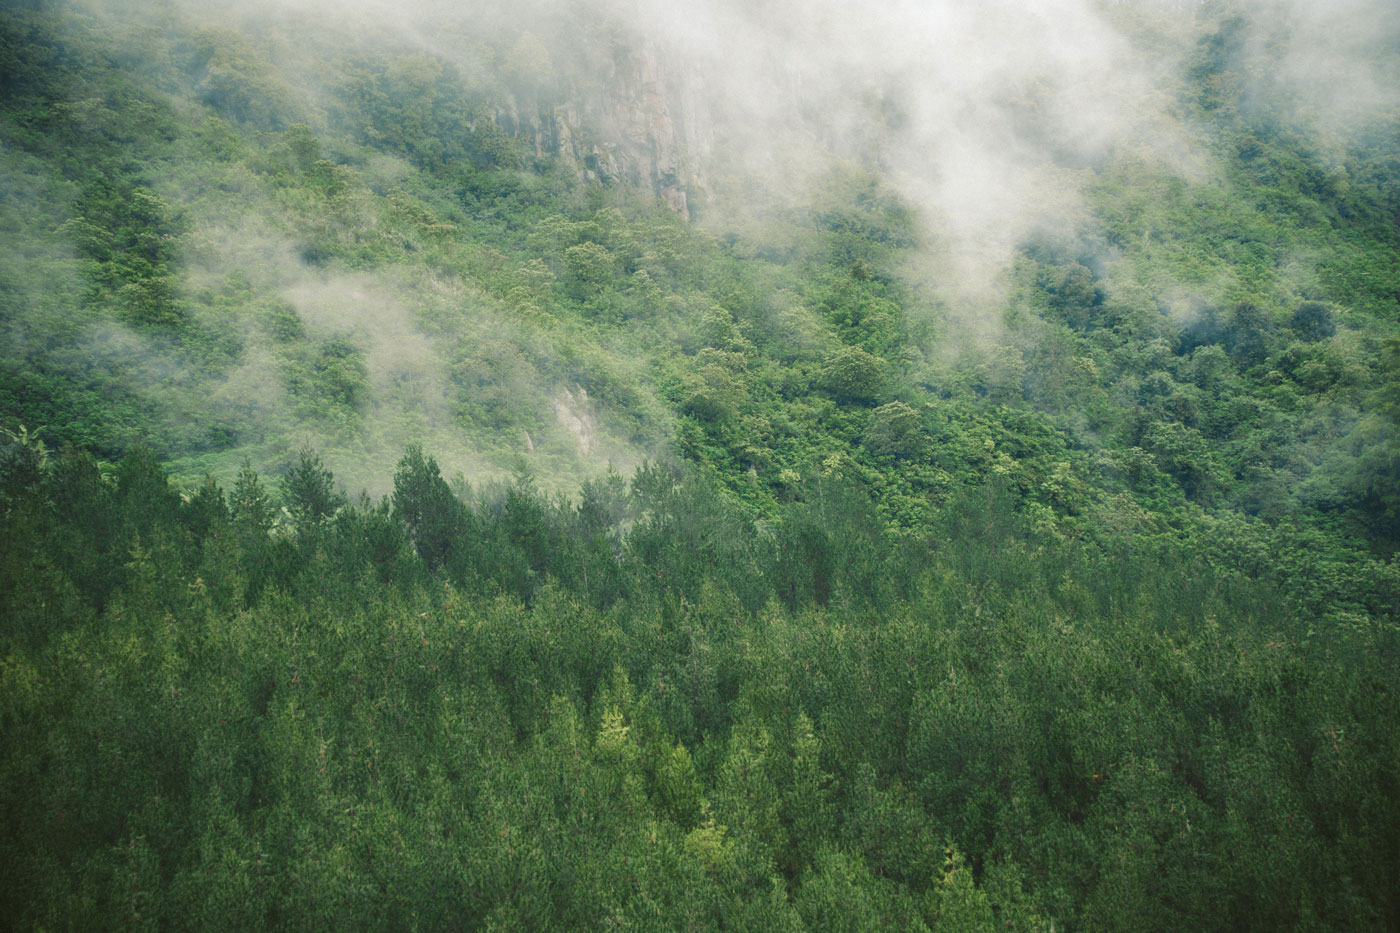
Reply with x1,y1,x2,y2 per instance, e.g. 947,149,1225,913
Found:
280,448,344,536
1290,300,1336,342
392,444,470,573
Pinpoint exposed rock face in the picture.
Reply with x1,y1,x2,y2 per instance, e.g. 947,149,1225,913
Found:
503,35,710,219
552,386,597,457
608,42,687,214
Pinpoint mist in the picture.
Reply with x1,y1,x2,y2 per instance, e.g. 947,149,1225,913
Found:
176,208,654,497
181,0,1395,316
92,0,1400,261
26,0,1400,495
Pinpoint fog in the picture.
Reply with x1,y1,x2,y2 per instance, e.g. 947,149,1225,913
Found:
167,0,1395,320
35,0,1400,492
175,209,652,496
610,0,1396,316
115,0,1399,237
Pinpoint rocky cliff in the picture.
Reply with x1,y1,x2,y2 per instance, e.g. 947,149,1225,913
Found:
497,32,711,219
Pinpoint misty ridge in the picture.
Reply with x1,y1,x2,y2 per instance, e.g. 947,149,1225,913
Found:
3,0,1398,502
160,0,1400,260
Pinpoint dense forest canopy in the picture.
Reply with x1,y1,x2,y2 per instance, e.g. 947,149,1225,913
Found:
1,0,1398,928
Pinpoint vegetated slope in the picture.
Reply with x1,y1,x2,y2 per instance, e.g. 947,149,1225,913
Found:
1,445,1397,929
1,0,1399,929
2,1,1398,554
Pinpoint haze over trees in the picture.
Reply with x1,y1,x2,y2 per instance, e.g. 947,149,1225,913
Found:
1,0,1398,928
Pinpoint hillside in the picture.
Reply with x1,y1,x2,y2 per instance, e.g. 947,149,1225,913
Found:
1,0,1399,928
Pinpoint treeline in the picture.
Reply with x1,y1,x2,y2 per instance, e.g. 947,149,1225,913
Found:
2,439,1397,930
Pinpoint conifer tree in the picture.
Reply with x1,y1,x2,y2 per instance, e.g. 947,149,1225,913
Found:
280,449,344,536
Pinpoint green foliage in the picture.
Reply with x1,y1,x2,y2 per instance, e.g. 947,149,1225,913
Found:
818,345,885,402
928,844,996,933
392,444,468,573
283,338,369,423
1291,300,1336,343
280,448,345,534
863,400,921,457
3,0,1395,563
0,445,1396,929
562,240,616,298
1,3,1399,927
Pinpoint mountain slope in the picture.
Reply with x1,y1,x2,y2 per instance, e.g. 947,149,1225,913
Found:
1,0,1399,928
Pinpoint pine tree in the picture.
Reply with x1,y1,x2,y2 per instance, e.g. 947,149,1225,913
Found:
280,449,344,537
391,444,469,573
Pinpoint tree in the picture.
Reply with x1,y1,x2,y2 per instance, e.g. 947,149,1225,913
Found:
1043,261,1103,331
280,449,344,536
0,424,47,506
714,720,783,879
1223,301,1274,367
1290,301,1335,342
563,241,616,298
392,444,469,573
281,123,321,173
819,346,885,402
653,741,704,829
863,401,921,457
182,473,228,546
1139,420,1221,503
230,459,274,535
1176,304,1223,356
228,460,277,601
781,712,834,874
926,843,995,933
114,443,180,535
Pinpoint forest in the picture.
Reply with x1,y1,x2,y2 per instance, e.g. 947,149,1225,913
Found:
1,0,1398,928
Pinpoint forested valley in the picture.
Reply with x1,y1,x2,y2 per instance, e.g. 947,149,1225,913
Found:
2,0,1398,928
